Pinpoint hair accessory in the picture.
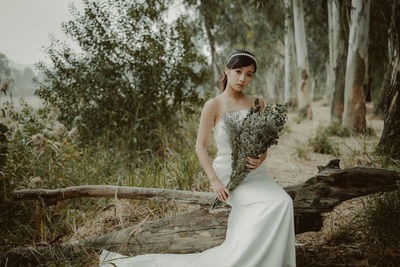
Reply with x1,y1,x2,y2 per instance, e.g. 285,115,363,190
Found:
226,52,257,65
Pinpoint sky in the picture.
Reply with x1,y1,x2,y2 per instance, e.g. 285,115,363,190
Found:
0,0,188,66
0,0,82,65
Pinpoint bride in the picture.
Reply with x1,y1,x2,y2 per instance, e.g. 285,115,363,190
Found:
99,50,297,266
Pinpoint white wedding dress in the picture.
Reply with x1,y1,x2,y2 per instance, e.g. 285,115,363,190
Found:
99,109,296,267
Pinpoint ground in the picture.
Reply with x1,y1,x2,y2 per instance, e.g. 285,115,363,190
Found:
69,98,387,255
262,99,384,246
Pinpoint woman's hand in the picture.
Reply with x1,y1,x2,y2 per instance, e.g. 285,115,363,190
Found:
246,150,268,171
210,177,230,202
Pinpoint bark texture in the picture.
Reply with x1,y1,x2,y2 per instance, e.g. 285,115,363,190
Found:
284,0,297,108
378,0,400,159
292,0,312,118
342,0,370,131
13,185,214,206
328,0,347,122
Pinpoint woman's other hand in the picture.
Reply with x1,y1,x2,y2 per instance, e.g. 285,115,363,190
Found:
246,150,268,171
210,177,230,202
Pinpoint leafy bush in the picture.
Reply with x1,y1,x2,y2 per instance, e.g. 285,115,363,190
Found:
308,126,340,156
0,100,209,255
324,120,351,137
35,0,208,151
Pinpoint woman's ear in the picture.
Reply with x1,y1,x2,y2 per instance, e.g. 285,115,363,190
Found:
224,67,229,76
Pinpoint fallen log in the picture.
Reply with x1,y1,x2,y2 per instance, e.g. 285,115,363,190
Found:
13,163,400,234
5,162,400,265
13,185,214,206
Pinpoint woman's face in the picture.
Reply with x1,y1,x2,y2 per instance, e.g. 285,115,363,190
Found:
225,64,255,92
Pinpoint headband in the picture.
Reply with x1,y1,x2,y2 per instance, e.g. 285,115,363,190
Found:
226,52,257,65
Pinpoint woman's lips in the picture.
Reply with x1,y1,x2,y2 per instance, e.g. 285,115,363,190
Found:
237,84,243,87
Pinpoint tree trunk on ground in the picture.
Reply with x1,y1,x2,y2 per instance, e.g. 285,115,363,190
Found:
13,164,400,234
284,0,297,108
378,1,400,160
328,0,347,122
292,0,312,118
200,0,221,96
342,0,370,131
6,164,400,265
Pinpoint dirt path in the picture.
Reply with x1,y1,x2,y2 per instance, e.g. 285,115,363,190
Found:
262,99,385,246
264,99,384,188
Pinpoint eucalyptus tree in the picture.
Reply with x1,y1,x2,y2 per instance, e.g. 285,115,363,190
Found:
292,0,312,118
283,0,297,107
342,0,370,132
378,0,400,160
327,0,348,121
35,0,208,150
199,0,224,96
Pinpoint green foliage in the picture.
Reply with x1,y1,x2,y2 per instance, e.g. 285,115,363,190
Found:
0,101,209,259
35,0,207,151
324,120,351,137
308,126,340,156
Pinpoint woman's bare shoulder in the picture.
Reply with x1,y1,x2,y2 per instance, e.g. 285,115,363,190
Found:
202,97,222,116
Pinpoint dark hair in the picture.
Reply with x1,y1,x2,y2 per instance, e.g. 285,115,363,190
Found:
218,49,257,92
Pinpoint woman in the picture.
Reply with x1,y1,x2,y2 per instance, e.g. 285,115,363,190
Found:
99,50,296,266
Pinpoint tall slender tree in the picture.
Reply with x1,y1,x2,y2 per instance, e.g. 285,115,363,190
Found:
292,0,312,118
199,0,222,96
342,0,370,131
284,0,297,107
328,0,347,121
378,0,400,159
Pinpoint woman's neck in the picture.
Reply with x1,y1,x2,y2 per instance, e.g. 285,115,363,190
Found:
223,86,245,100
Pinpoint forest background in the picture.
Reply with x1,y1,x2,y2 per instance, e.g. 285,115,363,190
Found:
0,0,399,265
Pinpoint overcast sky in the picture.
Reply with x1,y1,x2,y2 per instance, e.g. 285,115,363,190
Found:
0,0,82,65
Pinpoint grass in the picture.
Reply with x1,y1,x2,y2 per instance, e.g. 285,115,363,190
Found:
293,141,311,161
325,189,400,266
308,125,340,156
0,100,211,266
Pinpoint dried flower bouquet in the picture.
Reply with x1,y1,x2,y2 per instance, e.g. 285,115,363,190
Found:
211,102,288,209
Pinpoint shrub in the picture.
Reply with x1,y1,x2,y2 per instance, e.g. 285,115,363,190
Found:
308,126,340,156
324,120,351,137
35,0,208,151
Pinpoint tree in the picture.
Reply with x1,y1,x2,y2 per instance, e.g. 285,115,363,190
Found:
378,0,400,160
342,0,370,131
284,0,297,107
199,0,222,96
292,0,312,118
35,0,207,150
0,52,11,80
328,0,347,121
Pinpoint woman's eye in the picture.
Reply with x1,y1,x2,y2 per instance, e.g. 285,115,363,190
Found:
236,70,241,74
247,74,253,78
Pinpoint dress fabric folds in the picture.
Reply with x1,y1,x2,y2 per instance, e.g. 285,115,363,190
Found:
99,109,296,267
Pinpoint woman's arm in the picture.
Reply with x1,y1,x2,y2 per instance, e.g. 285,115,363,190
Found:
195,98,230,202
